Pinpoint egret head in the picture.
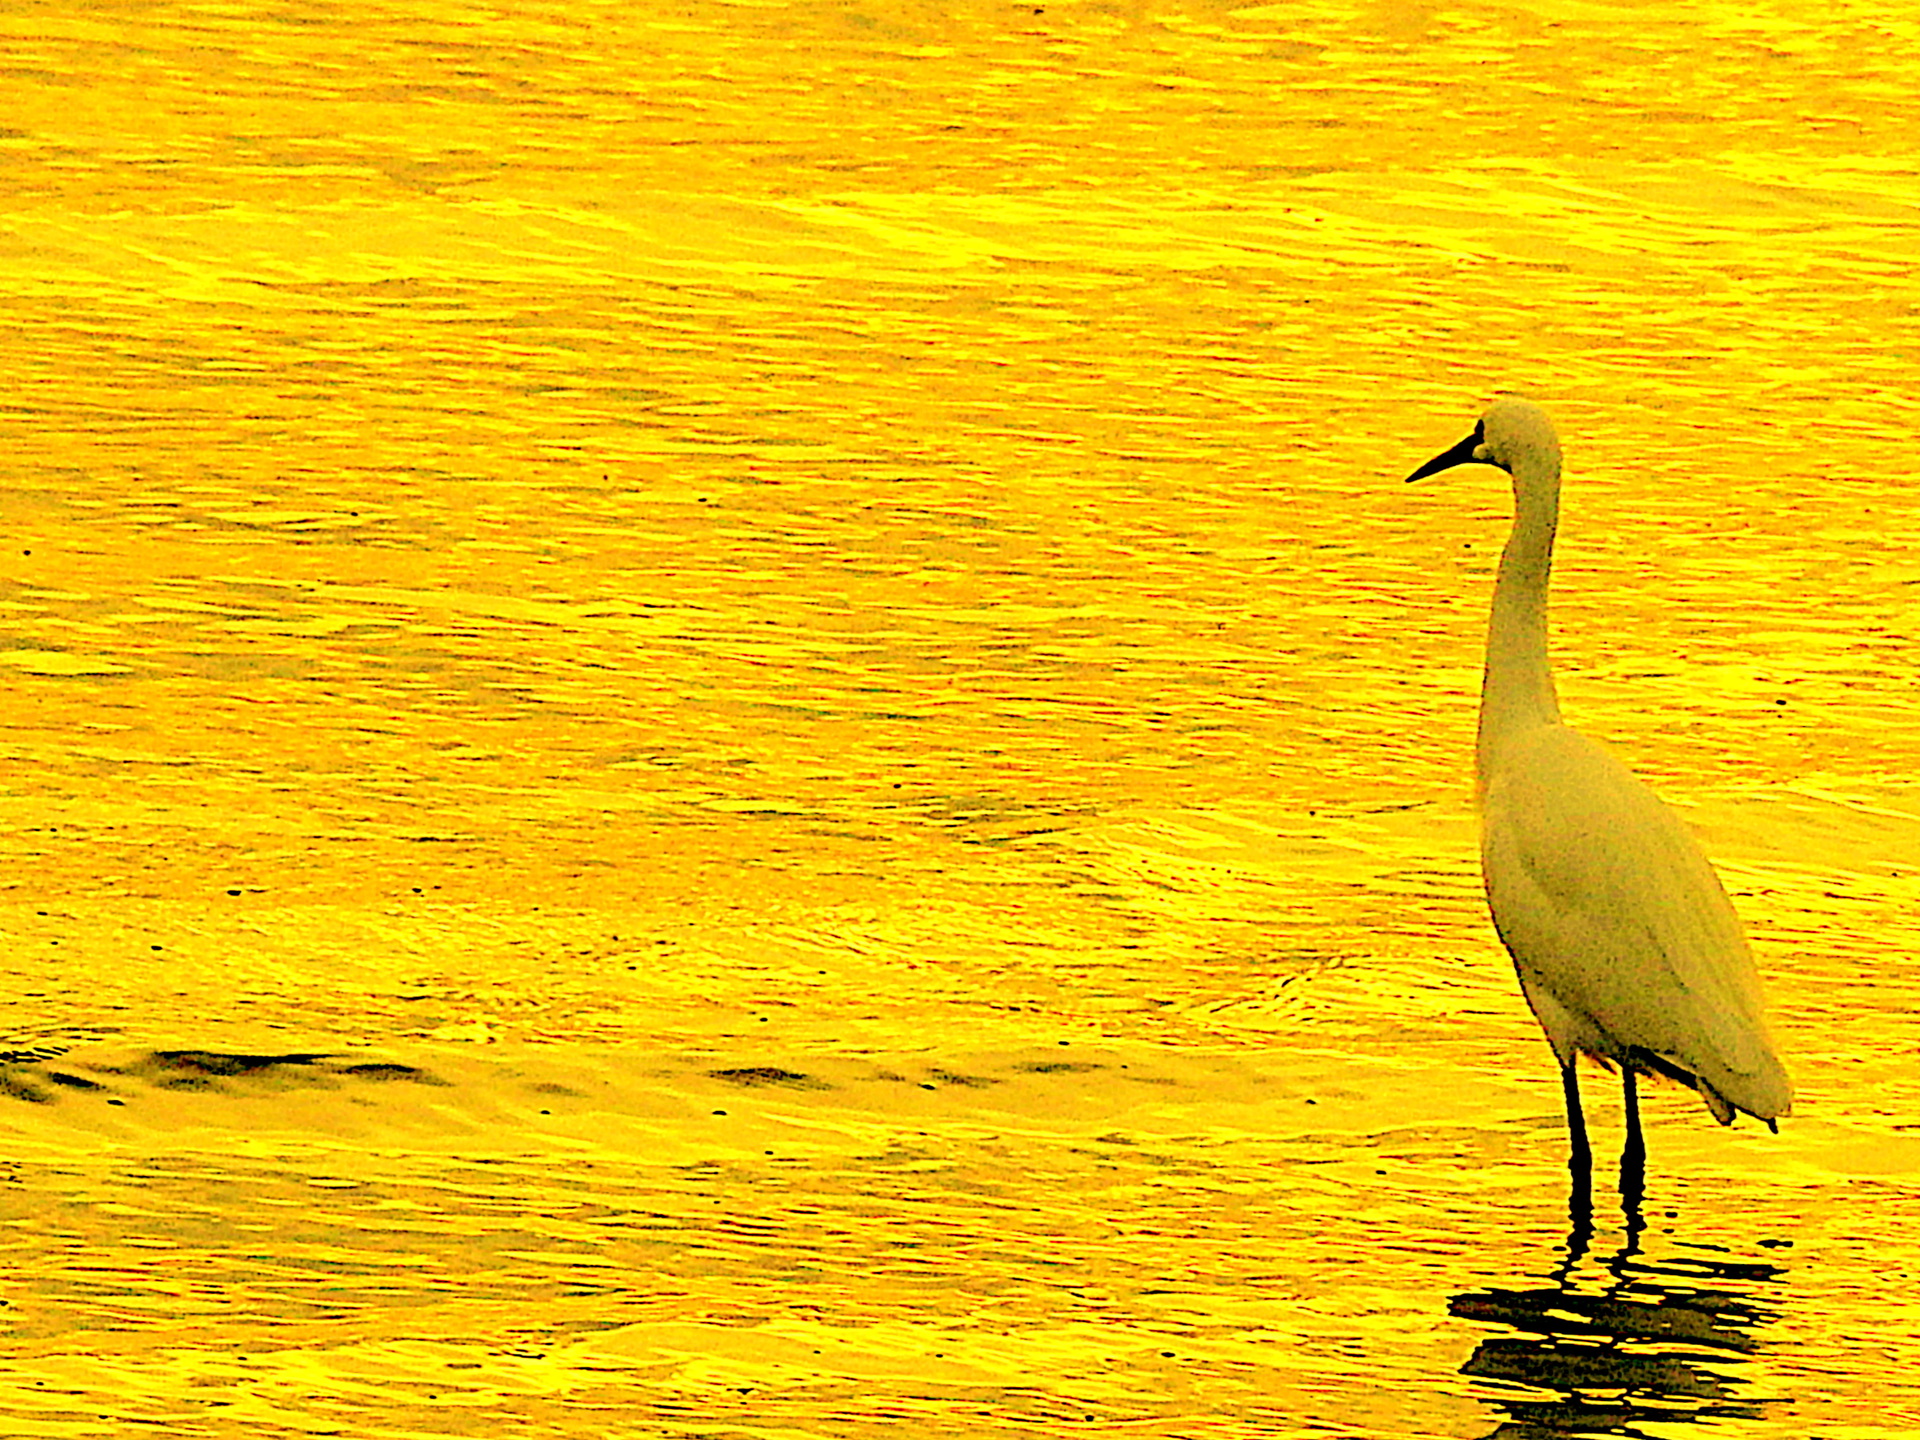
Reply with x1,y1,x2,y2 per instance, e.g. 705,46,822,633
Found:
1405,397,1561,484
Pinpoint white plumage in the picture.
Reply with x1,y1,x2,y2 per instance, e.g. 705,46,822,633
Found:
1408,398,1790,1164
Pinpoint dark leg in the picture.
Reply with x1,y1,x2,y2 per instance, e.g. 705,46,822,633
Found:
1561,1058,1592,1174
1561,1058,1593,1258
1620,1067,1647,1208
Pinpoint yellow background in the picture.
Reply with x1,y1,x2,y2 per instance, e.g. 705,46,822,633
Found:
1,0,1916,1433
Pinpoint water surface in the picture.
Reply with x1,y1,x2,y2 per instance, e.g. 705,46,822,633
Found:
2,0,1918,1434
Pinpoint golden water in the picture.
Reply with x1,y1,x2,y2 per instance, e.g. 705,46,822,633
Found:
2,0,1918,1433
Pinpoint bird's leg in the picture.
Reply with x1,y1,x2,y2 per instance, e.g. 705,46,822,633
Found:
1561,1058,1593,1249
1561,1058,1592,1173
1620,1067,1647,1207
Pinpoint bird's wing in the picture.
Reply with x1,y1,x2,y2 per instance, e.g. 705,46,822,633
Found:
1480,724,1783,1100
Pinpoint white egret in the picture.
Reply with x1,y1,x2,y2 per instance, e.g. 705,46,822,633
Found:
1406,398,1790,1178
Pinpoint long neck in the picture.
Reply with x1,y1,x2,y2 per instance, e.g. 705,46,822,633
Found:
1477,456,1563,784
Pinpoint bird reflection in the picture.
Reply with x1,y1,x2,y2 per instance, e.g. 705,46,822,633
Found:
1450,1183,1787,1436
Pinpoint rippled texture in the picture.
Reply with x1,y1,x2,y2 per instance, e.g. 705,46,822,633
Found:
2,0,1918,1435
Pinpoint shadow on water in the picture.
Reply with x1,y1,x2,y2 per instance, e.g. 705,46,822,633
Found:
1450,1170,1789,1437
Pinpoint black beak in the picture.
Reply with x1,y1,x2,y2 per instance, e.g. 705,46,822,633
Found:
1404,424,1486,482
